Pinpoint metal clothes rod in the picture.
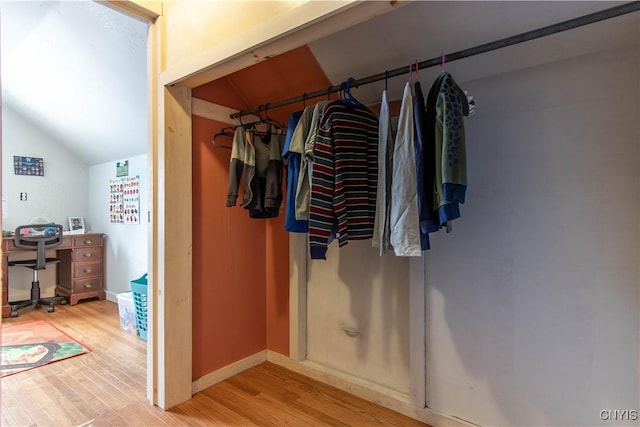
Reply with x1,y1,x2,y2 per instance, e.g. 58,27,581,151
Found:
230,1,640,120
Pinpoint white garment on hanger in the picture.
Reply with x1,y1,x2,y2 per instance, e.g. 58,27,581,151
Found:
372,90,394,255
390,82,421,257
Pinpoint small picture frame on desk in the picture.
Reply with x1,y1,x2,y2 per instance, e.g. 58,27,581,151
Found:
67,217,85,234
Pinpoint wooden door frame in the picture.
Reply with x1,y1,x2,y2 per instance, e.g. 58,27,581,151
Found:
152,0,412,411
114,0,418,412
107,3,479,425
102,1,190,409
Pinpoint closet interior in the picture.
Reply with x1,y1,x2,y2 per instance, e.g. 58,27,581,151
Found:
189,2,639,425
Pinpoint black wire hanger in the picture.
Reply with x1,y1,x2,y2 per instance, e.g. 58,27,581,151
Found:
212,126,234,150
258,103,285,131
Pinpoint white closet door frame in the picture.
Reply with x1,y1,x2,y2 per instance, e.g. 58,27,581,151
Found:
289,233,427,408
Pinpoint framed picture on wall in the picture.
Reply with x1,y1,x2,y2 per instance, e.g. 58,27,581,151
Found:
14,156,44,176
68,217,85,233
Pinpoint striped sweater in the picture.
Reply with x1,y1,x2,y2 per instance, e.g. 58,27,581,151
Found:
309,101,378,260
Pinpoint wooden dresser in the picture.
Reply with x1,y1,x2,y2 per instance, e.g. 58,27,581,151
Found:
2,232,106,317
56,234,106,306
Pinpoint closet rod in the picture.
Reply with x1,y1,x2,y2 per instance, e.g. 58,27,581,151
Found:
230,1,640,120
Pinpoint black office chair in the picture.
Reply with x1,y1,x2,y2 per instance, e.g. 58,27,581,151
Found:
8,224,67,317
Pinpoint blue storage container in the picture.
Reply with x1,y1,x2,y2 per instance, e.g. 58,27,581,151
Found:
130,273,148,340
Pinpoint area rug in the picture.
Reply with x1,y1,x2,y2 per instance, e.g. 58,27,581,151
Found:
1,319,90,377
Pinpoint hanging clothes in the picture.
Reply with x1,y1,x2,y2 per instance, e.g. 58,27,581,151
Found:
226,125,284,219
303,101,329,161
296,100,329,221
389,82,421,257
372,89,394,255
308,100,378,260
425,73,446,226
288,105,315,158
428,72,469,226
282,110,305,232
413,80,438,249
285,105,314,230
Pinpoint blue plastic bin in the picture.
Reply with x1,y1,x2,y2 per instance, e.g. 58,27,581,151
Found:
130,273,148,340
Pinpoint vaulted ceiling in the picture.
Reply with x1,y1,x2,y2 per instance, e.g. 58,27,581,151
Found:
2,1,638,165
1,0,148,166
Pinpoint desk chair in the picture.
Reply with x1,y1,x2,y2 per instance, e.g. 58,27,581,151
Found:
8,224,67,317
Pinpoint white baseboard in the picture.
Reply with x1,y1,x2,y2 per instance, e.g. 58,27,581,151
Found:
7,290,31,302
266,350,477,427
105,291,118,302
191,350,267,394
8,288,56,302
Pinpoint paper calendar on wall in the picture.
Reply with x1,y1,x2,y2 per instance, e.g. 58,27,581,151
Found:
122,176,140,224
109,179,124,223
109,176,140,224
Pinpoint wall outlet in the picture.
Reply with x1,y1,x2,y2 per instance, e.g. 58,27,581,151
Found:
19,192,27,201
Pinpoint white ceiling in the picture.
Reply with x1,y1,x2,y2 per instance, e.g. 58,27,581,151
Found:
1,1,638,166
1,0,148,166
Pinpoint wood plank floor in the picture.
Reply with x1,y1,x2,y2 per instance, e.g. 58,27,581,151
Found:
1,300,427,426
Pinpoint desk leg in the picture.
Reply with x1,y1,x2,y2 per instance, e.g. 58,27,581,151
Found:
2,254,10,318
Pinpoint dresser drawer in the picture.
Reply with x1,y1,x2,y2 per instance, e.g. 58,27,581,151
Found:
73,246,102,262
74,261,102,278
73,235,103,247
3,238,18,252
72,277,103,293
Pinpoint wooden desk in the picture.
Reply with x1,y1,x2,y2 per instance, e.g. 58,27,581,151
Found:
2,233,106,317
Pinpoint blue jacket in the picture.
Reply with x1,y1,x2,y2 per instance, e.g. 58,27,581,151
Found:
413,80,436,250
282,111,306,231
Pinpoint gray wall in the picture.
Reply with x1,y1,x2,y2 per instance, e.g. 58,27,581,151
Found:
89,155,149,299
2,105,89,231
426,45,639,426
2,106,149,304
2,105,89,300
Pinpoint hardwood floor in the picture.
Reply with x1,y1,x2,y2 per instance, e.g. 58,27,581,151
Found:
1,300,427,426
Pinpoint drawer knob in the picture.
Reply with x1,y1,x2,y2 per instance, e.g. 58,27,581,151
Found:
84,240,93,244
83,253,93,258
84,268,92,273
343,328,360,338
84,283,93,288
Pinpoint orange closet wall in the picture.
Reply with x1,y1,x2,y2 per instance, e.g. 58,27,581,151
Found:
265,217,289,354
192,81,267,378
192,46,331,377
